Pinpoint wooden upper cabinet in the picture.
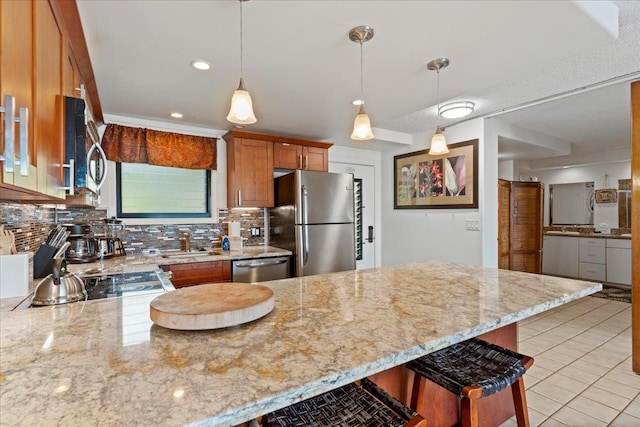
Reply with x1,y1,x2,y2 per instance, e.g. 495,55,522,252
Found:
302,145,328,171
35,0,65,199
273,142,303,169
0,0,102,202
273,142,329,171
225,133,274,208
0,0,37,191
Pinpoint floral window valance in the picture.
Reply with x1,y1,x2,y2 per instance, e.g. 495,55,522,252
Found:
101,124,217,170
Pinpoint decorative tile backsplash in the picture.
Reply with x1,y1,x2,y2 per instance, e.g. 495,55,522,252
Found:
0,202,266,254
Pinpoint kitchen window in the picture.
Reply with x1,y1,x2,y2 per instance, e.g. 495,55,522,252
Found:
116,163,211,218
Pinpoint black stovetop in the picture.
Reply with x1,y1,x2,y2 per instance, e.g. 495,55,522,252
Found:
83,270,173,300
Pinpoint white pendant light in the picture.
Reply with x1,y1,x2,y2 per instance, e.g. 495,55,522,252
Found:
427,58,450,155
349,26,374,141
227,0,257,125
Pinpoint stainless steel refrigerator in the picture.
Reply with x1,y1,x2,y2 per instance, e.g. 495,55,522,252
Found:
270,170,355,277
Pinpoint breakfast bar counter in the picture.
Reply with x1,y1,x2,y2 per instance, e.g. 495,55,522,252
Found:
0,262,600,426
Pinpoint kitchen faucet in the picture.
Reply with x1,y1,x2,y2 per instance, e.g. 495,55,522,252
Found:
180,233,191,252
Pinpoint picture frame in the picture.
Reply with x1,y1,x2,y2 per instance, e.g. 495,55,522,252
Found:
394,139,478,209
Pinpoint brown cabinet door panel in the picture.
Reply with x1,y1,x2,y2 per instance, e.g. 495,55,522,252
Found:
228,137,274,207
303,146,328,172
0,0,35,189
161,261,231,288
273,142,301,169
34,0,64,199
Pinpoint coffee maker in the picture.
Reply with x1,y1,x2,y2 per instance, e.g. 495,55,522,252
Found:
64,223,98,263
95,217,126,259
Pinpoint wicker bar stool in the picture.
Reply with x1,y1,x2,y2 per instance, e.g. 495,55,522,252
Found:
262,378,426,427
406,338,534,427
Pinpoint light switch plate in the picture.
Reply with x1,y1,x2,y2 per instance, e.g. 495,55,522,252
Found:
465,219,481,231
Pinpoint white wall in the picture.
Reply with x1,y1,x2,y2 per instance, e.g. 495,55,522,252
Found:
381,118,488,267
522,162,631,227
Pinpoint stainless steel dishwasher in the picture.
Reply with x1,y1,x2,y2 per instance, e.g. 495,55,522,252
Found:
232,256,291,283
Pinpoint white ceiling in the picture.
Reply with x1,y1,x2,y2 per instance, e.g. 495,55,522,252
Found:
76,0,640,163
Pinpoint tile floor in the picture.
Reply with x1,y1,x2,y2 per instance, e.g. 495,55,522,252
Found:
499,296,638,427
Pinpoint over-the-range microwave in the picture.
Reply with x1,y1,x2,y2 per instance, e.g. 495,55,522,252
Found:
64,96,107,195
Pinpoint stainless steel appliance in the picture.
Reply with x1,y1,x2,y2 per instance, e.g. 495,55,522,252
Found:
232,256,290,283
64,96,107,194
96,237,126,259
95,218,126,259
271,170,355,277
64,223,98,264
13,269,174,310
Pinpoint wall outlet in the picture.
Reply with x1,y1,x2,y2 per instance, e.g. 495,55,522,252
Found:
250,227,261,237
465,219,481,231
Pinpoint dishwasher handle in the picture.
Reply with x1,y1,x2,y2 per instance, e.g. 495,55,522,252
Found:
234,259,288,268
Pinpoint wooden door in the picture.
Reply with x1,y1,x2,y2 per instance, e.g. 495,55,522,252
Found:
510,181,544,273
0,0,37,190
498,179,511,269
227,137,274,207
273,142,301,169
303,146,328,171
631,81,639,373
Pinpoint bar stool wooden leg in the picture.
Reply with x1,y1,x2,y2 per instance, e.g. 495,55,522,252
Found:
512,377,530,427
410,371,423,410
461,386,482,427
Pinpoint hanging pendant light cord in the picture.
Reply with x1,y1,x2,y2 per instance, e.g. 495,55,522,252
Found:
436,67,440,129
240,0,244,80
360,40,364,102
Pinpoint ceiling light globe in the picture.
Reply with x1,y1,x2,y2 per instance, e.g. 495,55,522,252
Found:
351,107,374,141
227,89,257,124
429,129,449,155
439,101,475,119
191,60,211,71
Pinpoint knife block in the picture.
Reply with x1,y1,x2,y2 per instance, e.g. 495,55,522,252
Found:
33,244,57,278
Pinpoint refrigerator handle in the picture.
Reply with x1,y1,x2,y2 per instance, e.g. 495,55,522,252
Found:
301,185,309,263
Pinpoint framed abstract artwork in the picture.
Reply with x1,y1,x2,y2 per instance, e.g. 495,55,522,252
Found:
394,139,478,209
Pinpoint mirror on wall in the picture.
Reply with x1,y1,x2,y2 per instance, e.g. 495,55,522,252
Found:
549,182,594,225
618,179,631,229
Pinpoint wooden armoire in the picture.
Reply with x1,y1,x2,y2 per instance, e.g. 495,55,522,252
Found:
498,180,544,273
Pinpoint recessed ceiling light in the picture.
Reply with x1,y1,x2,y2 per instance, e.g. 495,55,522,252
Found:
352,99,364,106
439,101,475,119
170,112,183,119
191,60,211,71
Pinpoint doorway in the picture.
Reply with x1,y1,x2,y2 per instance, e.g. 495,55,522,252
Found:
329,162,375,270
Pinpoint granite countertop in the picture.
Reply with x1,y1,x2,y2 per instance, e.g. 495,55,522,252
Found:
0,246,293,312
0,262,600,427
544,231,632,239
66,245,292,276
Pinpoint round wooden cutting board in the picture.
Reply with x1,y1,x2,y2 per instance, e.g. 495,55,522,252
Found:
150,283,275,330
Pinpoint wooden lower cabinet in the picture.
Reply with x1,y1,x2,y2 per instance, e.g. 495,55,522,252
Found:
160,261,231,288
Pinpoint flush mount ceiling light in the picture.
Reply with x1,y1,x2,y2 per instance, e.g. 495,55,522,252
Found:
191,60,211,71
439,101,475,119
170,112,183,119
349,26,374,141
427,58,450,155
227,0,256,125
